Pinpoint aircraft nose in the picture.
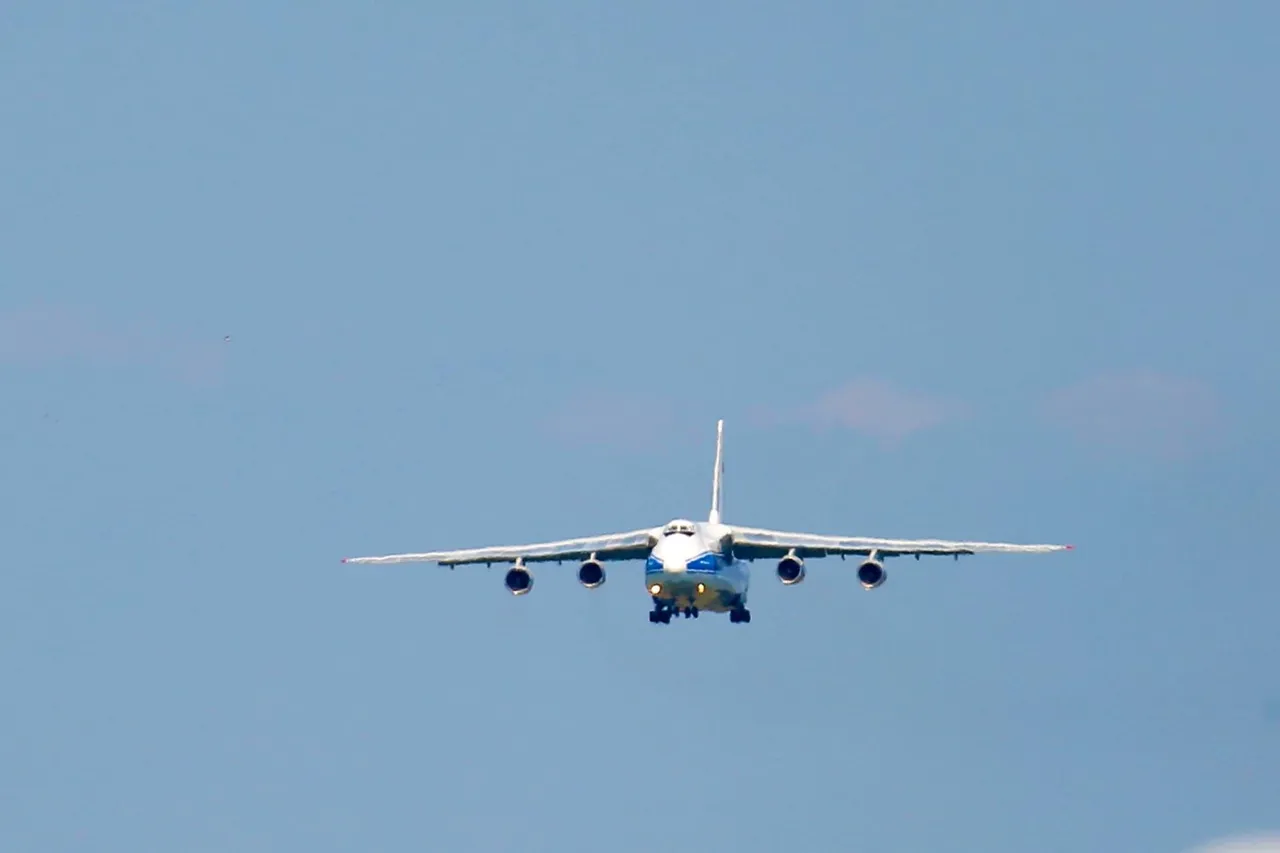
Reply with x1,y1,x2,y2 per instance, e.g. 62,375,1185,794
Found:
662,546,689,572
652,539,688,572
664,557,687,572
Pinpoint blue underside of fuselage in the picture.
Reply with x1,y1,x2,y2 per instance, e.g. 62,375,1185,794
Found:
644,550,745,612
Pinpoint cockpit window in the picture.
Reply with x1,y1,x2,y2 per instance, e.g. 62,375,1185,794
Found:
663,520,696,536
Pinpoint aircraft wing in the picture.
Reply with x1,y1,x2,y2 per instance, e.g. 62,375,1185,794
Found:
341,527,658,567
728,526,1072,560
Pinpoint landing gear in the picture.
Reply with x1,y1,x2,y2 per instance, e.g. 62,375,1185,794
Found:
729,608,751,624
650,602,701,623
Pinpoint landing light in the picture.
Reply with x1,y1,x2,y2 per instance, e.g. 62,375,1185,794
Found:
696,583,706,594
649,583,662,595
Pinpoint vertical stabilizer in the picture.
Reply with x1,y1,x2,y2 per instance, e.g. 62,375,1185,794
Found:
709,419,724,524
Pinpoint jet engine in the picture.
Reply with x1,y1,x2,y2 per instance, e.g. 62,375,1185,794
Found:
577,559,606,589
857,559,886,590
776,554,806,585
504,565,534,595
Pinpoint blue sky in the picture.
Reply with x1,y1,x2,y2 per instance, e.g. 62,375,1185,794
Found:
2,3,1278,851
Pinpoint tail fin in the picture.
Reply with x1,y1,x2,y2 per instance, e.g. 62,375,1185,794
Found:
709,419,724,524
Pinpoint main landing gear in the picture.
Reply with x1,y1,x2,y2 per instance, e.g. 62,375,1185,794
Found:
649,603,701,624
648,603,749,623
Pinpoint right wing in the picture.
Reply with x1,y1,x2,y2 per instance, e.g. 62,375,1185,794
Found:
341,527,658,567
728,525,1071,560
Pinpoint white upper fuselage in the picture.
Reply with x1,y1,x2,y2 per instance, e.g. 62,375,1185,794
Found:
643,519,749,612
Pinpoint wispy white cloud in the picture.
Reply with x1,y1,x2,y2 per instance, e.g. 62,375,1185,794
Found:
1041,369,1222,459
0,304,129,364
543,391,683,450
1186,833,1280,852
0,303,227,386
761,378,966,444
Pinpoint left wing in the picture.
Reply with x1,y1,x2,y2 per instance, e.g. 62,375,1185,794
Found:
341,527,658,567
728,525,1071,560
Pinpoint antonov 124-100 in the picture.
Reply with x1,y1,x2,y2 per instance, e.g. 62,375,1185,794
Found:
342,420,1072,623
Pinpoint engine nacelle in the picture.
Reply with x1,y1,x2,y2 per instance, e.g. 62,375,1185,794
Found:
504,565,534,595
857,559,886,590
577,560,605,589
776,554,806,585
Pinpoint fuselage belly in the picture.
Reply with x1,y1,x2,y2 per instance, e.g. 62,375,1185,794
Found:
643,521,748,612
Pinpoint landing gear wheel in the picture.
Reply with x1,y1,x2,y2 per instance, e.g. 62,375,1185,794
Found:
730,608,751,624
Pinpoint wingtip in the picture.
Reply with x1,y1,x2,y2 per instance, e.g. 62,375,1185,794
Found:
1064,544,1075,551
341,557,348,563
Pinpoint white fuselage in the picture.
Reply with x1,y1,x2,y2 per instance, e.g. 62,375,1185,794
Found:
643,520,749,612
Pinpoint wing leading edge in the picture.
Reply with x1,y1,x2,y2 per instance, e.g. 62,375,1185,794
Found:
728,526,1072,560
341,528,658,567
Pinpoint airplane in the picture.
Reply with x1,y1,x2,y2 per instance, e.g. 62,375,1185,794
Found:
341,420,1072,624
